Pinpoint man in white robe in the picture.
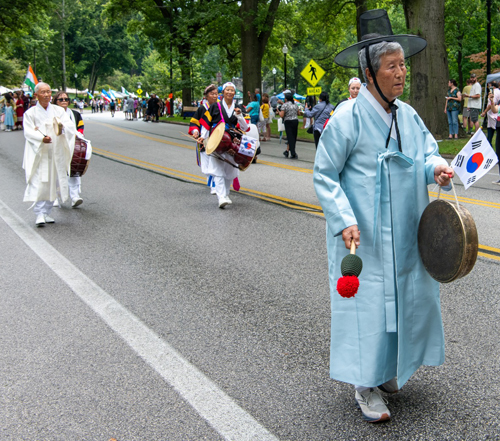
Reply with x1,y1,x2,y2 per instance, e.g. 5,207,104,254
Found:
23,82,76,226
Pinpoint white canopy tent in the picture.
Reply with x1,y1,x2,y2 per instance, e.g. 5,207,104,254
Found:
0,86,13,94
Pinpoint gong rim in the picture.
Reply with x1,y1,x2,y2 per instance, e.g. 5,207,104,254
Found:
418,199,478,283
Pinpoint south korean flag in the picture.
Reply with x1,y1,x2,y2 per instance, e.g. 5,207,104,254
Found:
452,130,498,190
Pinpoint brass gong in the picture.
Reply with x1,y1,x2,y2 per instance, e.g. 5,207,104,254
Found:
418,198,478,283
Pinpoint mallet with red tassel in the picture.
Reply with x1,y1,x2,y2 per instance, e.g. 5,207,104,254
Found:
337,239,363,298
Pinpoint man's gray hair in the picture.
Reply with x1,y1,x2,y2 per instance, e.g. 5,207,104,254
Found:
358,41,404,82
34,82,51,93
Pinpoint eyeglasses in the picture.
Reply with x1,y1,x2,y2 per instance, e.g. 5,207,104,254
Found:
56,98,70,102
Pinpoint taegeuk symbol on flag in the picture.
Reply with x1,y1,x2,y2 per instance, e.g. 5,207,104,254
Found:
452,130,498,190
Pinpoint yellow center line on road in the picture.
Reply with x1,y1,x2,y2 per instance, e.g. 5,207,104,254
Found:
90,122,500,261
91,121,313,174
93,146,323,216
429,191,500,210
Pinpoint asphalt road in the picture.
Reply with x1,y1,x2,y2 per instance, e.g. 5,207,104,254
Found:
0,111,499,440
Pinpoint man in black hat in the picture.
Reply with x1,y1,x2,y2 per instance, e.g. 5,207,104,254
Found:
314,9,454,423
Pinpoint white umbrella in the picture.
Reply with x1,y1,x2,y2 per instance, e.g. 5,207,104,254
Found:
0,86,13,94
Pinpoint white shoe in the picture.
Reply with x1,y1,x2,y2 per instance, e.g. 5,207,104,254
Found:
71,197,83,208
218,197,230,209
355,388,391,423
35,214,46,226
225,196,232,205
492,179,500,185
210,187,217,195
53,199,60,207
45,215,55,223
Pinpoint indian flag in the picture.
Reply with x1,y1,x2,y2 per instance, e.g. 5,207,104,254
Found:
24,65,38,90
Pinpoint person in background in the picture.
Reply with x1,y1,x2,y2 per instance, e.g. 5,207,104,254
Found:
109,99,116,117
245,94,261,125
125,95,135,121
488,90,500,185
20,90,30,112
302,95,316,129
481,81,500,145
247,88,261,104
348,77,362,99
270,92,278,114
444,79,461,140
3,100,15,131
52,90,85,208
259,93,271,141
14,91,25,130
278,92,299,159
463,73,482,135
304,91,335,148
462,79,472,134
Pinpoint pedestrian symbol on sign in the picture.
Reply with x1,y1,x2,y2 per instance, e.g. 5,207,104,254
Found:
300,59,325,87
309,64,317,82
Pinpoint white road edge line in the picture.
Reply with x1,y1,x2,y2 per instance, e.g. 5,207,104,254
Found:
0,200,278,441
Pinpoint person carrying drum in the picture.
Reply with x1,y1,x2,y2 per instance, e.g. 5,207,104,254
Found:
189,84,219,195
52,90,86,208
22,82,77,226
313,9,454,423
196,82,250,209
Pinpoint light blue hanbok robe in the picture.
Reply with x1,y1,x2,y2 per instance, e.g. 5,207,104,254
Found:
313,86,447,389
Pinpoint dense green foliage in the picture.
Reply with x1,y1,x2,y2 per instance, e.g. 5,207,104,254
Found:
1,0,499,106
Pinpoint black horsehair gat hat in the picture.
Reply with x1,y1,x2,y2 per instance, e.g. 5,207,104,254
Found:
334,9,427,68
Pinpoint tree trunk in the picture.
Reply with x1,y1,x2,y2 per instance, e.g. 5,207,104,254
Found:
403,0,448,138
240,0,280,101
241,0,262,102
44,54,57,89
178,42,192,107
61,0,66,91
457,30,464,90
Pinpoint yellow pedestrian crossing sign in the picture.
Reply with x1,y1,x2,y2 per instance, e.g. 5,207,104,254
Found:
301,59,325,87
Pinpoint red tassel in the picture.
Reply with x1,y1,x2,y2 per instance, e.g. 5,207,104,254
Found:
337,275,359,298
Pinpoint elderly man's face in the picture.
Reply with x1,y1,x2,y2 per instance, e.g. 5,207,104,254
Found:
372,51,406,102
35,85,52,108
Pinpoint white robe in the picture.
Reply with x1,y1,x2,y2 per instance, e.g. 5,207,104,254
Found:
23,103,76,203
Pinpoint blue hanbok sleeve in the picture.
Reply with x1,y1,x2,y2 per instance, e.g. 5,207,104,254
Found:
313,111,358,237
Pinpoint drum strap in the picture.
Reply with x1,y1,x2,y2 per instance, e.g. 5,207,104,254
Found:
217,102,226,128
212,152,239,169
